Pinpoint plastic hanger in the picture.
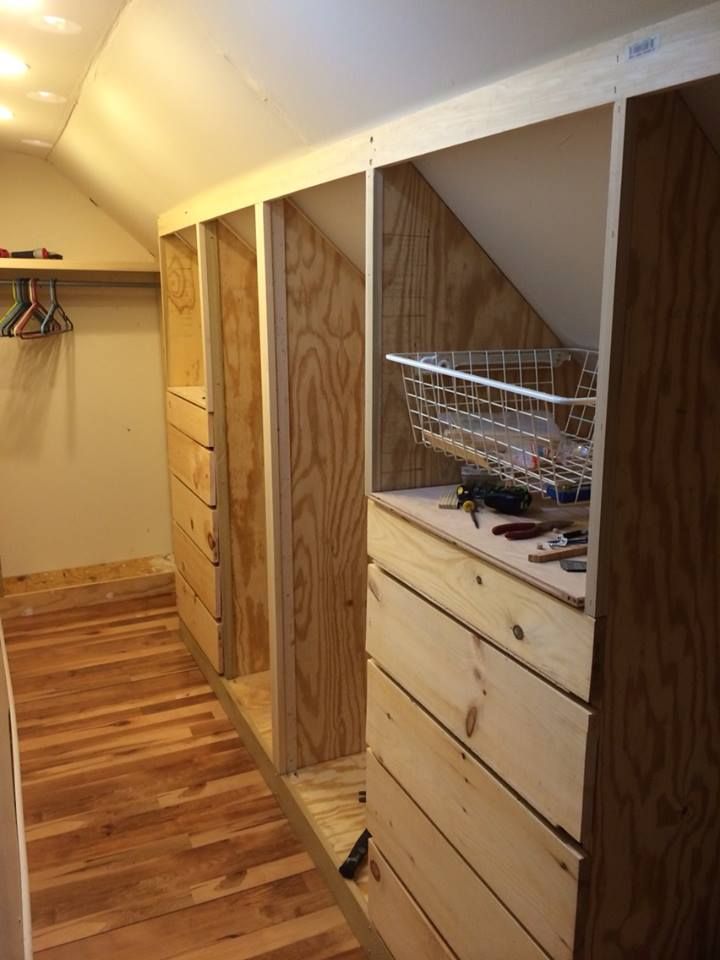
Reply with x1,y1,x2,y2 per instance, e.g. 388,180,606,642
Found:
41,279,73,334
1,280,29,336
13,278,50,339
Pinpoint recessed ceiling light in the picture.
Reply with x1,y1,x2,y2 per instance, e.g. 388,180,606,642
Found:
0,51,29,76
31,14,82,34
27,90,67,104
0,105,14,121
22,138,53,147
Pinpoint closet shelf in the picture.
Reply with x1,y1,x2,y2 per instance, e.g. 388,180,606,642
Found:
0,260,159,282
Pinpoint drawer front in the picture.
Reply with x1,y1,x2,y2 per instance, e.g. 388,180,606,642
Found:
176,572,222,673
367,500,594,700
172,524,221,617
166,391,213,447
167,425,216,506
368,841,456,960
367,754,547,960
366,661,580,960
367,564,594,841
169,476,218,562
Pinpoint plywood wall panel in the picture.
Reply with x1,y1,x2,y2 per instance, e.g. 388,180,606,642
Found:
379,162,562,491
284,201,367,767
584,91,720,958
161,234,204,388
216,221,270,676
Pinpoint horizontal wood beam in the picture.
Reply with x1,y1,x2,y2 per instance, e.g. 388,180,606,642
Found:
158,2,720,236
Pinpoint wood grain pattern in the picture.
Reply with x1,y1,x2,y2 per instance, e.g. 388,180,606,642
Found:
366,661,581,960
368,500,594,700
175,572,222,673
169,476,218,562
172,524,221,617
216,220,270,676
3,595,364,960
284,201,367,767
167,425,216,506
367,564,594,840
582,91,720,959
367,754,546,960
166,391,213,447
228,670,273,756
0,557,174,618
367,842,455,960
378,162,562,491
285,752,369,904
161,234,205,389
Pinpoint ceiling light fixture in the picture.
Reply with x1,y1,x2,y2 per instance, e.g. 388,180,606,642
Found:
0,50,29,76
0,105,14,121
27,89,67,104
32,14,82,34
22,138,53,147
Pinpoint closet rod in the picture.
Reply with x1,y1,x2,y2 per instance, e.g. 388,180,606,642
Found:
0,279,158,289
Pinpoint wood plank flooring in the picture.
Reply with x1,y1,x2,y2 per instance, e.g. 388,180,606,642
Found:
3,594,365,960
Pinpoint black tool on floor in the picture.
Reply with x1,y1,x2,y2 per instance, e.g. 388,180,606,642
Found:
560,558,587,572
483,487,532,515
339,828,371,880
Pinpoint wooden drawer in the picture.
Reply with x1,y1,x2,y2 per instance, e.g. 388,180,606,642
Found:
172,523,221,617
368,840,456,960
167,425,216,506
175,572,222,673
166,390,213,447
366,661,581,960
169,476,218,562
367,754,547,960
367,500,594,700
367,564,594,840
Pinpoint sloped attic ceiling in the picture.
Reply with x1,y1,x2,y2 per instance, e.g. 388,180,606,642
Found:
46,0,714,253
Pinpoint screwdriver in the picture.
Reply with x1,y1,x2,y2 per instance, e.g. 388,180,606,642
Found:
461,499,480,528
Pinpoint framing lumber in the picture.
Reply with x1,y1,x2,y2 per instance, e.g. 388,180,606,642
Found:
216,219,270,677
159,3,720,236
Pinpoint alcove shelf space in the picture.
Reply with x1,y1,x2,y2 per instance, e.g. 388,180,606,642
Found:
0,260,159,282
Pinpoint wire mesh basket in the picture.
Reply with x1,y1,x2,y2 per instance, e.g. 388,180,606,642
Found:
387,348,598,503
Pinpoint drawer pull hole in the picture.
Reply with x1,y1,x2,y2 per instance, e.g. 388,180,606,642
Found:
370,859,381,882
475,575,483,585
512,624,525,641
465,706,478,737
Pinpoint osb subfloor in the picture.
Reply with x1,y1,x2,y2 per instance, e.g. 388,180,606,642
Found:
3,594,365,960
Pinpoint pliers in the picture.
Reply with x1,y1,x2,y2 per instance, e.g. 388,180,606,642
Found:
492,519,573,541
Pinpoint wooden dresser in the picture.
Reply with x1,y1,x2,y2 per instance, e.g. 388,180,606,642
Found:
364,493,593,960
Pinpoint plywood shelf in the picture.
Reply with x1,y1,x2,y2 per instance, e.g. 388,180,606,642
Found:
227,670,272,757
0,260,159,282
285,752,369,909
371,486,588,608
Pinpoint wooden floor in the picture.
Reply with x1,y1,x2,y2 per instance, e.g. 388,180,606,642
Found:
3,594,365,960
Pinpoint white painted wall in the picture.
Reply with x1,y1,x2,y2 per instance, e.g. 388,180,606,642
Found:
0,152,170,577
416,106,614,348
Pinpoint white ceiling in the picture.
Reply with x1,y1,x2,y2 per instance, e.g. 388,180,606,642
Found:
0,0,716,251
0,0,126,152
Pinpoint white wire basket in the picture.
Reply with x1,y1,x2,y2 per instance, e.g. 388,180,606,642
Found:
387,348,598,503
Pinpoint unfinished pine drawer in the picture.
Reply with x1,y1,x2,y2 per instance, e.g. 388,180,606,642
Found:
367,563,594,840
368,841,456,960
167,425,216,506
366,661,582,960
169,476,219,562
367,499,594,700
166,389,213,447
367,753,547,960
175,571,222,673
172,523,221,617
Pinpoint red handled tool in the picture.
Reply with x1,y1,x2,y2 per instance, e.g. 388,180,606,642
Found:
492,519,573,541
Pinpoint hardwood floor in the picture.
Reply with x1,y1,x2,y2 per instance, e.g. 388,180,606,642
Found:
3,594,365,960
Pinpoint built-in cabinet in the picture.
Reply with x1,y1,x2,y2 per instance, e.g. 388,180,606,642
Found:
160,73,720,959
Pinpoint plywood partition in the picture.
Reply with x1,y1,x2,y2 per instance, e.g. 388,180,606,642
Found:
583,89,720,957
372,161,563,492
215,216,270,677
160,233,206,395
259,198,366,773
